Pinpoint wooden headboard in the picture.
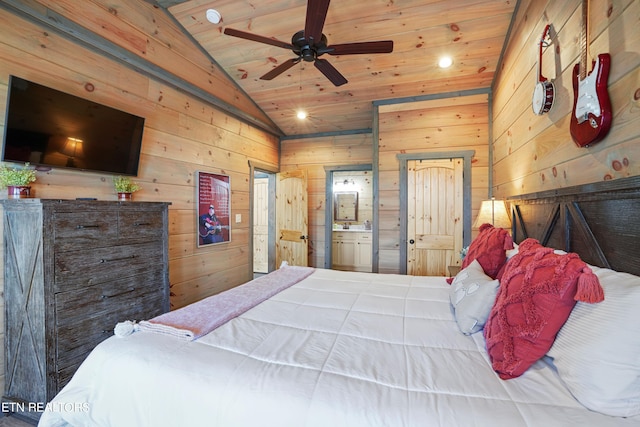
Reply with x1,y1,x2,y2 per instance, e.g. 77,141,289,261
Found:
508,176,640,276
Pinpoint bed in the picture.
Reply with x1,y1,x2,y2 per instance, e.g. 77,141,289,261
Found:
37,177,640,426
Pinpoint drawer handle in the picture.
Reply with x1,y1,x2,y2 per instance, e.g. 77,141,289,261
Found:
76,224,100,229
133,222,152,227
101,287,136,299
100,255,136,263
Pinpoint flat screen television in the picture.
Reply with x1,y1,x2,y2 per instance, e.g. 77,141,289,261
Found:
2,75,144,176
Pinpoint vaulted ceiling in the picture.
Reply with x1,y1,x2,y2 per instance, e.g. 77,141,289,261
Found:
165,0,517,136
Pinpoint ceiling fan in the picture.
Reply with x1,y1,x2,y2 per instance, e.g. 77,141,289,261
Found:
223,0,393,87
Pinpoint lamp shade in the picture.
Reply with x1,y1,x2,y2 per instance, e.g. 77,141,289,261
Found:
473,199,511,230
61,137,84,157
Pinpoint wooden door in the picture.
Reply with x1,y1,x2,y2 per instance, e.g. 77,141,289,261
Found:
253,177,269,273
407,158,463,276
276,169,308,267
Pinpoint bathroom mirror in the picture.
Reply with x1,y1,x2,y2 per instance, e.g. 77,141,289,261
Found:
334,191,358,222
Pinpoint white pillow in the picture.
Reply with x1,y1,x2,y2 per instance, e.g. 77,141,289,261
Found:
506,242,519,259
547,265,640,417
449,259,500,335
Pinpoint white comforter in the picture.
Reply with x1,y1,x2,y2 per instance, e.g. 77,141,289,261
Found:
39,269,639,426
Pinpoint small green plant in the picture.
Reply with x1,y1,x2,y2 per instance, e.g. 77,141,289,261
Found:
0,162,37,189
113,176,141,193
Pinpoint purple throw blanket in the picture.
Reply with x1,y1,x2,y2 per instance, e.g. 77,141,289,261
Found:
138,265,315,341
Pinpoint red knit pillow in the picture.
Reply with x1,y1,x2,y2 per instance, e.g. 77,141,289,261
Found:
461,223,514,279
483,238,604,380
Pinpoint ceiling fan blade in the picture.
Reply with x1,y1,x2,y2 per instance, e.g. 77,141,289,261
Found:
224,28,293,50
304,0,330,43
327,40,394,55
260,58,301,80
314,58,347,86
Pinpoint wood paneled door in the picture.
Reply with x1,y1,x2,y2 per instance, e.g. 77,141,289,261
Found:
276,169,309,267
407,159,463,276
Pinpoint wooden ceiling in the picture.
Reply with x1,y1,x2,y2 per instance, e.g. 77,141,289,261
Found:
166,0,517,136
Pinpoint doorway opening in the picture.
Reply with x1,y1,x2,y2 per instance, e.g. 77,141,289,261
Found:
249,161,277,279
324,165,373,272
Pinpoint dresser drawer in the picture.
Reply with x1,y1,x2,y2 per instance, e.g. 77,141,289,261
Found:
119,210,165,239
54,242,164,292
53,211,118,249
55,269,166,325
56,288,165,355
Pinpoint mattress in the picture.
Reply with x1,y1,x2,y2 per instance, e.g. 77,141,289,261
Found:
38,268,639,426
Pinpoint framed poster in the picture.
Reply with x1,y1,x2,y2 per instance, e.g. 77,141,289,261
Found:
197,171,231,247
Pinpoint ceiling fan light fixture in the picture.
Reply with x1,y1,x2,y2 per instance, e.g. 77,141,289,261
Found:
206,9,221,24
223,1,393,87
438,56,453,68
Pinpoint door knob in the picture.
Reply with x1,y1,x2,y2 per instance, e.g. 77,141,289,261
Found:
409,239,415,244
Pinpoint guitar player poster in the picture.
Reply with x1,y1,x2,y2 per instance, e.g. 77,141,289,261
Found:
197,171,231,247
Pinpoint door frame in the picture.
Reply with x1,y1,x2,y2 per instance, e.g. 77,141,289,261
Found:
323,164,373,269
397,151,474,275
248,160,278,279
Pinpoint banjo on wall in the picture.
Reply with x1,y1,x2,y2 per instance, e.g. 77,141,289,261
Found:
570,0,612,147
532,24,556,115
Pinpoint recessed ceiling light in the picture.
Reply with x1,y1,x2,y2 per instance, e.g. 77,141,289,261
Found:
296,110,308,120
206,9,221,24
438,56,453,68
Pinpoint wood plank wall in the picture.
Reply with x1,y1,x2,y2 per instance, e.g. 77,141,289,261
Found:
492,0,640,197
377,94,490,274
280,133,373,267
0,1,279,394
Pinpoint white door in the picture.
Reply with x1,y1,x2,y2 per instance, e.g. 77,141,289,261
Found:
253,177,269,273
407,158,463,276
276,169,308,267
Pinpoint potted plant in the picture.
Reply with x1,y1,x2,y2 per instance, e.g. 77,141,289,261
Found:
0,162,37,198
113,176,141,201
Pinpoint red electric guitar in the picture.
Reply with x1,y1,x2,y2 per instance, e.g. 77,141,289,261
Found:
570,0,612,147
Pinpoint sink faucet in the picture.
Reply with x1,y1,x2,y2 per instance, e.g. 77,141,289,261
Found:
343,222,350,229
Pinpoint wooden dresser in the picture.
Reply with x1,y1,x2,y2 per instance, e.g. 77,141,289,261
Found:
1,199,170,420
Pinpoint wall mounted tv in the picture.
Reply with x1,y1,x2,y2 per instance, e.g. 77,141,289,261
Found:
2,75,144,176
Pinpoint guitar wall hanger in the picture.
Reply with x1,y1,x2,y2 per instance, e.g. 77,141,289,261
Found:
532,24,556,116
